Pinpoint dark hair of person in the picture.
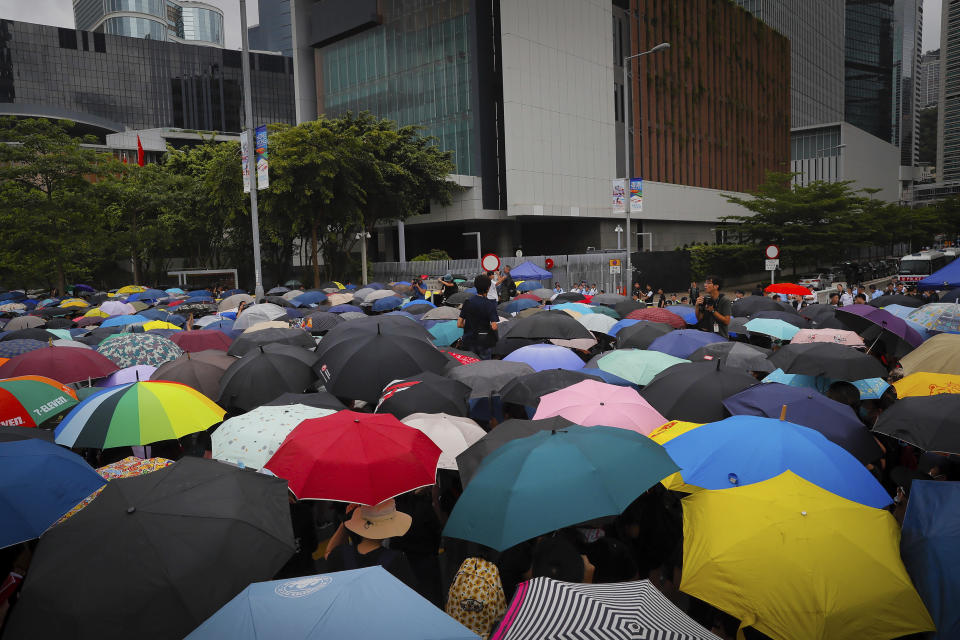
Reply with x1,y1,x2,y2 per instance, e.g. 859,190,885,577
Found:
474,274,491,294
705,275,723,289
826,381,861,411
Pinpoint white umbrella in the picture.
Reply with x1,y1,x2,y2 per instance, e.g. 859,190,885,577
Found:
577,313,617,335
282,290,304,300
242,320,291,334
365,290,401,302
421,307,460,321
51,339,92,349
194,314,229,327
400,413,486,470
232,303,287,331
327,293,355,306
212,404,337,470
353,287,375,301
218,293,254,312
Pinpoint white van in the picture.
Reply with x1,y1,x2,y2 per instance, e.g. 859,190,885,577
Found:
897,250,948,283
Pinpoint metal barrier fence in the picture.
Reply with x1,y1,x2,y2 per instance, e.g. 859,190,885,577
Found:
372,253,630,294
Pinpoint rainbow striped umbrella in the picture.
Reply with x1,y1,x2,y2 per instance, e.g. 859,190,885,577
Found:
54,381,225,448
0,375,78,427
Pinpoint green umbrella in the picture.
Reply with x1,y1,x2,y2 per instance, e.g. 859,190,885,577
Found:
427,321,463,347
588,349,689,386
745,318,800,341
0,376,78,427
590,306,620,320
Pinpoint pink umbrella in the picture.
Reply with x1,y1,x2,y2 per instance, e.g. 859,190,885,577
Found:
532,379,667,435
790,328,865,348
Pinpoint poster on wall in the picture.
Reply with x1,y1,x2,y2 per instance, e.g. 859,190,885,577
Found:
630,178,643,212
241,131,251,194
611,179,626,213
255,125,269,190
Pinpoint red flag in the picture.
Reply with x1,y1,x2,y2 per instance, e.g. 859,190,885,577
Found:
136,135,144,167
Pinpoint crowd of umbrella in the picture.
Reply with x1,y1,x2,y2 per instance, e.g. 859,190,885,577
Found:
0,272,958,640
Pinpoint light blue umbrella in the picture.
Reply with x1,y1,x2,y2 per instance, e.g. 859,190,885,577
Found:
647,329,725,358
502,299,540,314
901,480,960,639
664,304,697,325
763,368,889,399
745,318,800,341
885,304,936,341
517,281,540,292
100,314,150,328
503,343,585,372
372,297,403,312
186,566,479,640
428,321,463,347
442,425,679,551
549,303,594,314
608,318,640,336
402,299,435,310
661,415,892,508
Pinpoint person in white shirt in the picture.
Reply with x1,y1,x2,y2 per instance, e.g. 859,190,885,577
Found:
838,285,853,307
588,284,598,295
554,284,564,294
486,271,499,301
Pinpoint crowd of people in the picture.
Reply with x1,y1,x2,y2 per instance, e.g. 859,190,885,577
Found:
0,264,956,640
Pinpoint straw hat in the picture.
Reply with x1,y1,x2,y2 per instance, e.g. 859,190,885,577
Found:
344,499,412,540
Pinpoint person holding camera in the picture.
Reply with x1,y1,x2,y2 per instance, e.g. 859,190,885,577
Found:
694,275,732,338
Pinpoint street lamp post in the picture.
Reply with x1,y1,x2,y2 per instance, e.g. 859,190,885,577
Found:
238,0,264,302
623,41,670,290
614,224,623,250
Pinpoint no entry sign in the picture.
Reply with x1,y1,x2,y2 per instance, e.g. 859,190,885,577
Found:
765,245,780,260
481,253,500,272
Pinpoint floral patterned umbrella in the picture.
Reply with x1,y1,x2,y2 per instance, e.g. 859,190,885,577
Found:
906,303,960,334
96,333,184,368
212,404,336,470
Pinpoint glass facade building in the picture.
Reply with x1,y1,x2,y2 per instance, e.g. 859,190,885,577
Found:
248,0,293,56
73,0,224,47
892,0,921,167
0,20,295,134
845,0,895,141
940,0,960,182
315,0,476,176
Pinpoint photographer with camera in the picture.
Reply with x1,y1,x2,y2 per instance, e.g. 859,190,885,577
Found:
694,275,732,338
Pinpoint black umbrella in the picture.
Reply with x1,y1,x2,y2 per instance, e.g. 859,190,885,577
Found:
872,395,960,454
403,303,434,315
44,318,75,330
0,424,56,442
3,457,294,640
32,307,73,319
499,369,603,409
304,310,344,334
640,360,758,422
318,315,433,353
748,310,808,328
455,416,574,487
76,326,123,346
173,302,217,316
151,352,232,400
590,293,627,307
262,391,347,412
868,294,923,308
314,332,449,403
614,300,646,317
89,293,109,305
800,304,848,329
768,342,888,380
227,327,316,357
939,288,960,303
449,360,536,399
264,295,296,308
219,348,318,411
444,291,473,306
0,328,57,342
553,292,586,303
505,310,594,341
687,341,774,372
493,336,541,357
248,342,318,367
615,321,673,349
374,370,471,419
731,296,787,317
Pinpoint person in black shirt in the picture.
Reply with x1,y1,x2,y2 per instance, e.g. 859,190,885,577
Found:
458,275,499,359
694,275,732,338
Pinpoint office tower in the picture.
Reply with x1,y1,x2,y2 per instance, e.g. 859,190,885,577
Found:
73,0,225,47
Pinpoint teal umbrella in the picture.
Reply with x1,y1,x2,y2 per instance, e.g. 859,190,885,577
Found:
442,425,678,551
745,318,800,341
589,349,688,386
427,321,463,347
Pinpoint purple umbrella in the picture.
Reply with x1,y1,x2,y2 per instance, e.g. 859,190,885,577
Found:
502,343,585,372
835,304,923,359
328,304,363,314
95,365,158,386
648,329,726,358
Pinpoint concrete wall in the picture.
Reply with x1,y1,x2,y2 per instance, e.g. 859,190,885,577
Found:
841,121,902,201
498,0,617,218
290,0,318,123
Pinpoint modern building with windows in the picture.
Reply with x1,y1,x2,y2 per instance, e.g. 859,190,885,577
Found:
248,0,293,56
919,49,940,108
73,0,225,47
289,0,789,258
939,0,960,184
845,0,895,142
0,19,295,136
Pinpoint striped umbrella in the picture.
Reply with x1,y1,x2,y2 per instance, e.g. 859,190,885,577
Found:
492,578,719,640
54,381,225,448
0,376,78,427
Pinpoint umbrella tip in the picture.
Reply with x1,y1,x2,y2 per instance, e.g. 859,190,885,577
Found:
127,506,136,514
779,405,787,421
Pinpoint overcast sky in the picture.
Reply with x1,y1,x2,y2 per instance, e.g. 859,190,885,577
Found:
0,0,945,52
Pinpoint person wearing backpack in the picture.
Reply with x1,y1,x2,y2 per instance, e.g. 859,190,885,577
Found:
446,550,507,639
497,265,516,302
322,500,418,591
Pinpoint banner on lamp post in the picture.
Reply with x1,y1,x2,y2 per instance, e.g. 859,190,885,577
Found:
630,178,643,212
611,179,626,213
241,131,251,193
255,125,269,190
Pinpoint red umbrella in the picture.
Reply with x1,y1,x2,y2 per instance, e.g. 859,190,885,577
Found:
0,346,119,384
626,308,686,329
170,330,233,353
514,293,542,302
74,317,103,328
766,283,813,296
264,410,442,505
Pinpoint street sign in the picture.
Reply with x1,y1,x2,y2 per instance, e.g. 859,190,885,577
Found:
610,265,621,274
545,258,555,270
481,253,500,272
609,259,621,267
765,245,780,259
765,259,780,271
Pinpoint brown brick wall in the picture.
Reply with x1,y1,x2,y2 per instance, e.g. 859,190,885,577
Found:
630,0,791,192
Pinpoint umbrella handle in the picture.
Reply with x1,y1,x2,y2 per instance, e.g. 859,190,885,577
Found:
779,405,787,421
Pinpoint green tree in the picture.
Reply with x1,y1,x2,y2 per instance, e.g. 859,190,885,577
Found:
412,249,452,262
0,118,111,293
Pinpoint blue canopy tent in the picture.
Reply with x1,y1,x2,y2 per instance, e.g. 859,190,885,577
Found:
509,260,552,280
918,258,960,290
